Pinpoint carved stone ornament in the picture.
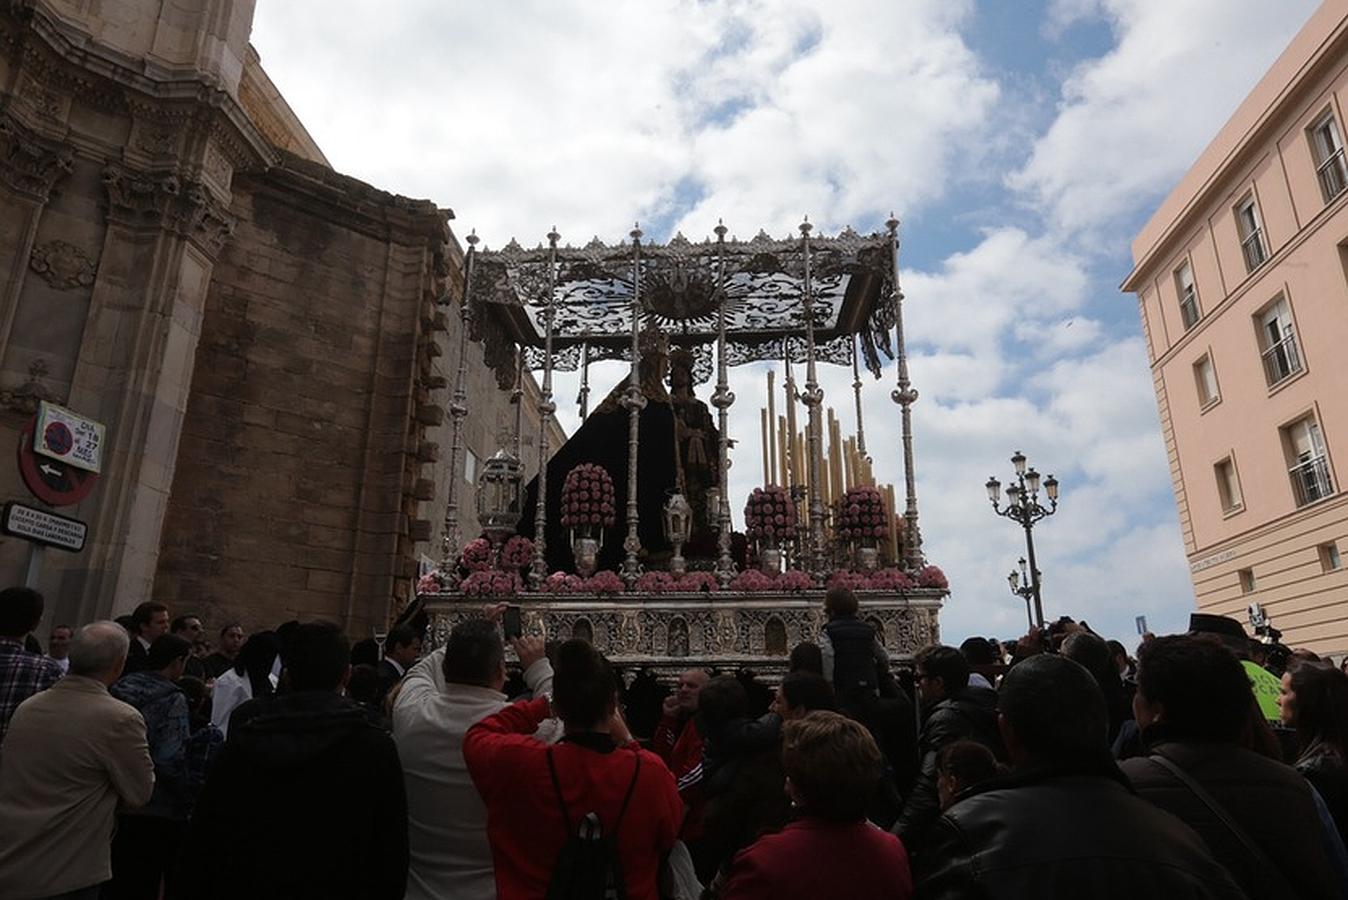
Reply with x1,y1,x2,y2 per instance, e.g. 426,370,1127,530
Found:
0,116,73,201
0,360,55,416
29,240,97,290
103,165,236,258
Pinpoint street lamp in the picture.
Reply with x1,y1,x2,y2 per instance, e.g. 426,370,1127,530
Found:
986,450,1060,629
1007,557,1038,630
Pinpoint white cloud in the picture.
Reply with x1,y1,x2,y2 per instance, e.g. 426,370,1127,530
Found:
1012,0,1319,243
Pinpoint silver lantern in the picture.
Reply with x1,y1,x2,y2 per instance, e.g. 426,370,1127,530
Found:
663,491,693,577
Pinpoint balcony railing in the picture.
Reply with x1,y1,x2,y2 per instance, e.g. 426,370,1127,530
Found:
1179,290,1199,330
1319,147,1348,203
1261,332,1302,387
1241,227,1267,271
1290,455,1334,507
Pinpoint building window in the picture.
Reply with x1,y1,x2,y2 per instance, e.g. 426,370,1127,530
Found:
464,448,479,485
1215,458,1242,513
1175,261,1200,329
1319,542,1342,573
1256,296,1302,387
1193,354,1219,409
1239,568,1257,594
1284,415,1334,507
1310,111,1348,203
1236,194,1268,271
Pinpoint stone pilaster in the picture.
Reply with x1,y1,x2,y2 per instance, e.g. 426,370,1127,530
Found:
57,163,235,624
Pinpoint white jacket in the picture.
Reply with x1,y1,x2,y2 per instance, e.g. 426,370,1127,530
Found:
392,648,554,900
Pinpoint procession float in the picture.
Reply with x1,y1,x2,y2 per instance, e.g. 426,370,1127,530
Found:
416,216,946,677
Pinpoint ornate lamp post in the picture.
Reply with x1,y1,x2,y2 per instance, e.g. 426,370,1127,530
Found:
476,448,525,565
1006,557,1037,630
662,491,692,577
985,451,1059,629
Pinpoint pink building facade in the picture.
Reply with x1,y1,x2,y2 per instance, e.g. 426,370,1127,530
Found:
1125,1,1348,653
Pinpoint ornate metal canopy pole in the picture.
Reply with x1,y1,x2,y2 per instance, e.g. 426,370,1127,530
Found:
712,220,737,585
799,218,827,578
577,341,591,419
511,350,524,460
782,337,799,569
620,225,646,586
528,228,560,588
441,230,479,571
851,334,870,463
887,215,924,571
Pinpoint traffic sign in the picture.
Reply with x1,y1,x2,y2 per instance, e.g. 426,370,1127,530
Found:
1,502,86,552
34,401,104,473
18,424,98,507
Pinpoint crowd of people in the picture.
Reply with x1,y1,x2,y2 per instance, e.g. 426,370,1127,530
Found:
1,582,1348,899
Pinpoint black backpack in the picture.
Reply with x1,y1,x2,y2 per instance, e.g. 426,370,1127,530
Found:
545,748,642,900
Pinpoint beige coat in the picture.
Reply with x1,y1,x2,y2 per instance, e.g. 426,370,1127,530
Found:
0,674,155,899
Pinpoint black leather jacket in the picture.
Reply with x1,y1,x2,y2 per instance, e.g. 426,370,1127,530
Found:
892,685,1003,846
1298,742,1348,842
917,761,1247,900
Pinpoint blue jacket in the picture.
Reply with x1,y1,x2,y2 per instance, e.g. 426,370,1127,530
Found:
110,671,190,819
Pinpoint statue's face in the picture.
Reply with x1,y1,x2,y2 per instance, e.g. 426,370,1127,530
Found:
671,364,691,390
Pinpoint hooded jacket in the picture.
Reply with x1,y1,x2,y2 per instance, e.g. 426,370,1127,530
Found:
179,690,408,900
109,671,190,819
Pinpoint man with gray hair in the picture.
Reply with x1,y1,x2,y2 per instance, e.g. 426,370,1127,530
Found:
0,621,154,899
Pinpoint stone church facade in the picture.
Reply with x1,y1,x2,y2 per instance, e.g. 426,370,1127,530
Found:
0,0,552,638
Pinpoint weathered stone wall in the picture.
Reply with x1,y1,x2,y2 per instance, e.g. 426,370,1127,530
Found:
153,157,439,636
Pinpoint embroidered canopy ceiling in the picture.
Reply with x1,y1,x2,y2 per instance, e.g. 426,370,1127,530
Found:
467,226,901,388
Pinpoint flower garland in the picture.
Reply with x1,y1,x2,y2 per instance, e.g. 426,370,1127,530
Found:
837,486,889,541
744,485,797,544
460,569,522,597
825,568,919,592
728,568,814,592
561,463,617,530
636,571,721,593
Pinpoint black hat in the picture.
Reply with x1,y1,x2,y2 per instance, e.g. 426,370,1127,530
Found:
1188,613,1249,655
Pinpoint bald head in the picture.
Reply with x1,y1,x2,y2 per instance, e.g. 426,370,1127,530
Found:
69,620,131,683
677,668,710,713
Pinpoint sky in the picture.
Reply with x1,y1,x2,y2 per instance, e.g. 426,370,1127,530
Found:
250,0,1321,648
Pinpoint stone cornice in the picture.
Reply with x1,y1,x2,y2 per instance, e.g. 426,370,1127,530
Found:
2,0,277,172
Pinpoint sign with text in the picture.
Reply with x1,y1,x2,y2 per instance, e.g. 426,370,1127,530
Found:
33,401,104,474
1135,615,1148,636
2,502,87,552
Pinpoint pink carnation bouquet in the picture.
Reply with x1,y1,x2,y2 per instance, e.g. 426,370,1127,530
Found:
585,570,625,595
500,535,534,570
743,485,797,545
460,569,522,597
542,571,587,594
561,463,617,530
459,537,492,573
837,486,889,542
916,564,949,590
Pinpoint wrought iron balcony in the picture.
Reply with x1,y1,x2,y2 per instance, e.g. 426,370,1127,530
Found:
1290,455,1334,508
1319,147,1348,203
1261,332,1302,387
1241,227,1267,271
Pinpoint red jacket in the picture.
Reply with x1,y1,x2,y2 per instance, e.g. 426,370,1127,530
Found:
720,818,913,900
464,698,683,900
652,712,705,838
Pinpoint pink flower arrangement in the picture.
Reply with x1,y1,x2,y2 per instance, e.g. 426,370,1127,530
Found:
500,535,534,570
837,486,889,541
460,569,522,597
416,571,445,595
826,570,871,592
638,570,722,593
561,463,616,530
679,571,720,593
543,571,587,594
585,570,625,595
743,486,797,544
868,568,915,591
459,537,492,572
636,571,677,593
916,564,949,590
729,568,813,592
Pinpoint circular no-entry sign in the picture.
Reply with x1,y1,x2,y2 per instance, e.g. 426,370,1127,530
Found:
18,424,97,507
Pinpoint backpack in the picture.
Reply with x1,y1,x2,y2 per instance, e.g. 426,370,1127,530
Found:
545,748,643,900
